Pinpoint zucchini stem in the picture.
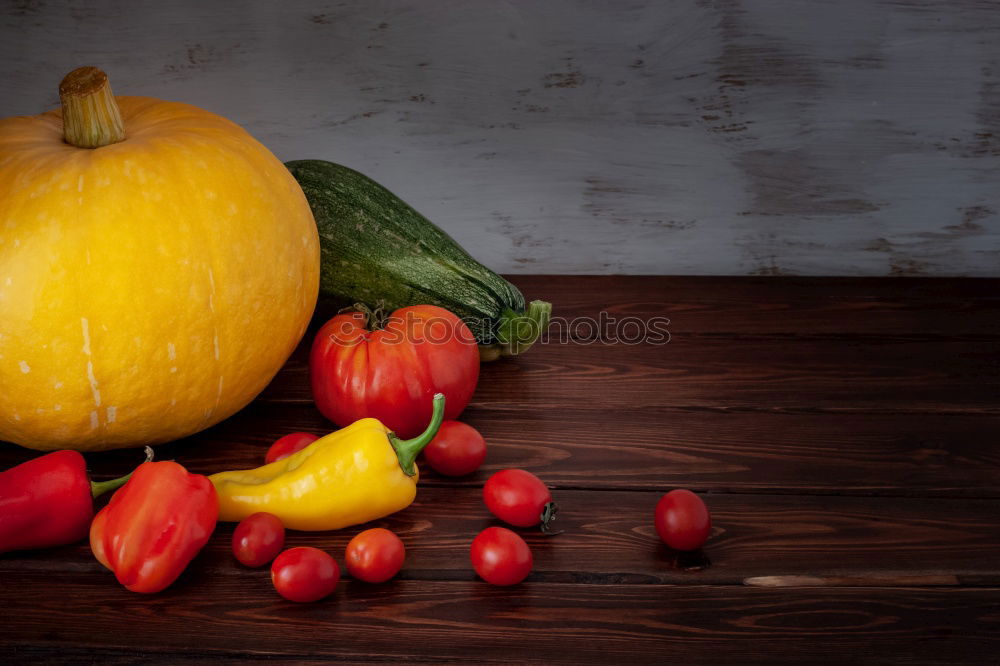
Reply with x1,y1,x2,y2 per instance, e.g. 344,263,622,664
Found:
490,300,552,359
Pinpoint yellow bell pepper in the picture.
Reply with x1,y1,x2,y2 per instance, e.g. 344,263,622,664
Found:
209,394,445,531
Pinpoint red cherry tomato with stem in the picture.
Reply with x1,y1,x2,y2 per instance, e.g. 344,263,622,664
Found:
344,528,405,583
423,421,487,476
483,469,558,533
654,489,711,551
470,527,533,586
232,512,286,567
270,547,340,602
266,432,320,464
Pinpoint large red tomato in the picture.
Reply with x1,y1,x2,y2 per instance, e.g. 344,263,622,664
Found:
310,305,480,438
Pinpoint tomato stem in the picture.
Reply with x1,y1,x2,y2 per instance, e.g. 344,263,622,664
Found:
348,302,390,331
540,501,561,535
389,393,445,476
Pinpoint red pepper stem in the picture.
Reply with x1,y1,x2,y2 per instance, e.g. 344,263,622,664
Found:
90,446,154,499
389,393,445,477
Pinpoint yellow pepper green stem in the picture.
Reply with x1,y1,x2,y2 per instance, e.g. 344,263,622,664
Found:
390,393,445,477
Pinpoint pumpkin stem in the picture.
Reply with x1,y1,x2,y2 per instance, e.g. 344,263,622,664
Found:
59,67,125,148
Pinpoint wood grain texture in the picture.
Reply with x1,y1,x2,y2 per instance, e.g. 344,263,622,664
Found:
2,574,998,664
259,331,1000,413
3,490,998,586
6,402,998,497
4,403,1000,497
1,276,998,662
2,278,999,497
503,275,1000,337
2,2,999,276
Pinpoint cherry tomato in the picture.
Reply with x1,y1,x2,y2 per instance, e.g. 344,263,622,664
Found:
344,528,405,583
654,489,711,551
423,420,487,476
232,512,286,567
270,547,340,602
265,432,320,464
470,526,533,586
483,469,557,532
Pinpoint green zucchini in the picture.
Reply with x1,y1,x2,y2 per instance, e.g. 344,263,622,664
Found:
285,159,551,359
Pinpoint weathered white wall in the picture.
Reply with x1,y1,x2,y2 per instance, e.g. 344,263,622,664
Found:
2,0,999,275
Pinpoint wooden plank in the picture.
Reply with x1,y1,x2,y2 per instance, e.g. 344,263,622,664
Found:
2,490,997,588
259,334,1000,413
500,275,1000,338
6,3,1000,278
3,404,999,497
3,278,999,495
453,407,1000,496
0,275,997,663
1,573,997,664
280,277,1000,415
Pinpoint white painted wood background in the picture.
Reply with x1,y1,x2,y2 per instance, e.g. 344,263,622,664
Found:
2,0,998,276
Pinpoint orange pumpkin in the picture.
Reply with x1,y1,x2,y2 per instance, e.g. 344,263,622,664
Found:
0,67,319,450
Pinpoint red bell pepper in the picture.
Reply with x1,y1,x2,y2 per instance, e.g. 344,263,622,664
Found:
90,460,218,594
0,449,144,554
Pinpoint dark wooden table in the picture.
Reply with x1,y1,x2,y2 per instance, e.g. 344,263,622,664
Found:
2,276,999,664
